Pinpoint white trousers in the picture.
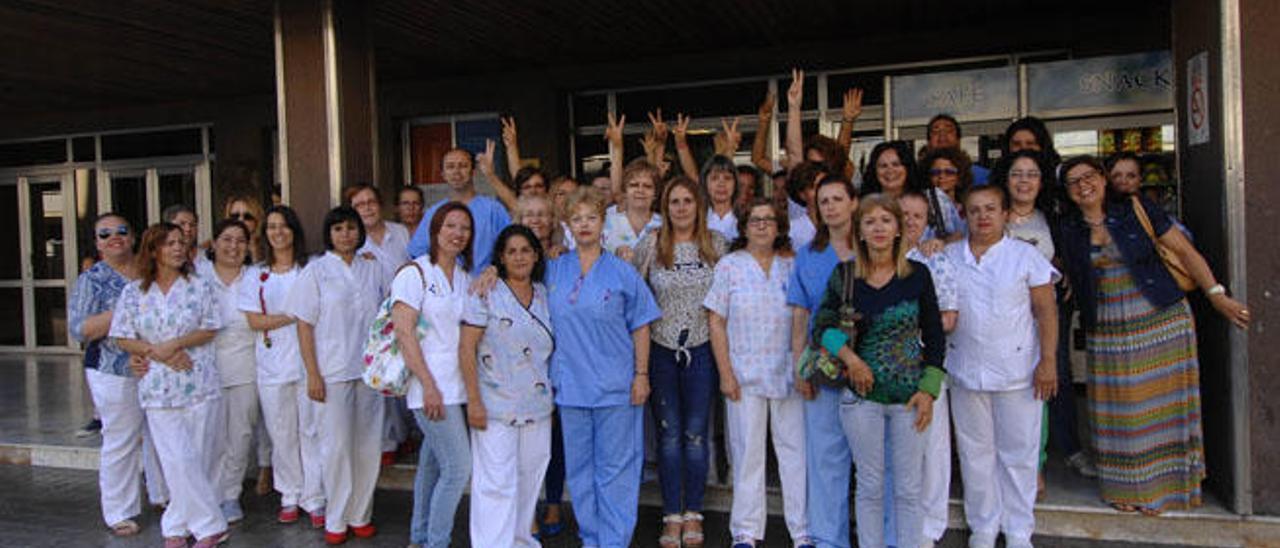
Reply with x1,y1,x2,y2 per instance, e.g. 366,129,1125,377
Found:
318,380,385,534
146,397,227,539
143,423,169,505
217,383,259,502
469,418,552,548
725,393,808,542
921,383,953,542
254,410,272,467
841,399,926,548
258,381,325,510
950,386,1042,546
85,368,144,527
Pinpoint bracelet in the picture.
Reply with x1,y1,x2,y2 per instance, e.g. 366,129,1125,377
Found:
1206,283,1227,296
634,371,648,376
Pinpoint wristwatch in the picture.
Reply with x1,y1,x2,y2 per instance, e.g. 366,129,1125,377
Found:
1206,284,1227,296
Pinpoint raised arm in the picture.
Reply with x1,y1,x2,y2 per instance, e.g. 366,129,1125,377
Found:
479,139,519,212
837,88,863,160
501,116,522,180
714,117,742,157
672,113,700,180
752,91,775,173
606,112,626,206
785,68,805,170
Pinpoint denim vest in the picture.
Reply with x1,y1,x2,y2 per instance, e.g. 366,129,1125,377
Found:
1058,195,1184,330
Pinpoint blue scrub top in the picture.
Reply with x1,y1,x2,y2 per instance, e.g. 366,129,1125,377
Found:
546,250,662,408
786,242,844,334
408,195,512,270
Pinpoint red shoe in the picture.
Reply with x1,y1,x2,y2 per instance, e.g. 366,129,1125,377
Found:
310,510,326,529
380,451,394,466
324,530,348,545
278,505,300,524
351,523,376,538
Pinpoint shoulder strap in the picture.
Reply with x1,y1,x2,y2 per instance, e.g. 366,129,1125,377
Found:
1130,195,1158,242
394,261,429,290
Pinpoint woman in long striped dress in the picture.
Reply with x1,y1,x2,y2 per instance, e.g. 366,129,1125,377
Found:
1057,155,1250,515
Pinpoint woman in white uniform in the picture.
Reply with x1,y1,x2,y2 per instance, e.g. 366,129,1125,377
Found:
111,223,227,548
286,206,388,545
943,184,1059,548
239,205,325,526
392,202,474,548
460,224,555,548
199,219,257,524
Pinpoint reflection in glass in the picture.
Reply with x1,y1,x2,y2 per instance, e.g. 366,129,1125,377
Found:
35,287,68,347
0,186,18,279
28,181,65,280
158,170,196,216
110,173,147,239
0,287,22,346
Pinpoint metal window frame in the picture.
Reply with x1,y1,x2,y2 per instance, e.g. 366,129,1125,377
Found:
399,112,501,186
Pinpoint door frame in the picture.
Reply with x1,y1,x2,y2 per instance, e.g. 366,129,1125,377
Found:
1,168,77,351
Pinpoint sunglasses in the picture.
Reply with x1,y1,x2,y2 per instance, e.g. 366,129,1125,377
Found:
97,226,129,240
229,212,255,222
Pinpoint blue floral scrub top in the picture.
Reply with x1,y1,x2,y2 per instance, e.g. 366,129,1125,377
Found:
462,280,555,425
545,250,662,408
109,275,223,408
69,262,132,377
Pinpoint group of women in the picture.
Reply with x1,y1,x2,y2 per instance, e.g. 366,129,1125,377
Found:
72,81,1248,547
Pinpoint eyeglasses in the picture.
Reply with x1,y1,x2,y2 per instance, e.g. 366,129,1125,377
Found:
1065,170,1102,187
747,216,777,226
229,212,255,222
96,226,129,240
929,168,959,177
1009,170,1042,180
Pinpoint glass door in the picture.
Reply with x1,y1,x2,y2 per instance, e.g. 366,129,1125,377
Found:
101,165,205,241
0,172,77,350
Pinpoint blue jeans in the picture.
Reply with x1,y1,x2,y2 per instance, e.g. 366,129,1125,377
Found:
410,406,471,548
561,404,643,548
649,341,716,515
804,384,852,548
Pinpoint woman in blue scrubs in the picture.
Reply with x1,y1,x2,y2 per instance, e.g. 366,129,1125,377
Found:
547,186,662,548
787,176,858,548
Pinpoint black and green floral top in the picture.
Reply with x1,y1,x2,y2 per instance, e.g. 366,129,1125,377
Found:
812,260,946,404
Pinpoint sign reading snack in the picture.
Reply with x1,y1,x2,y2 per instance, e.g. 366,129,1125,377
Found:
891,66,1017,125
1027,52,1173,117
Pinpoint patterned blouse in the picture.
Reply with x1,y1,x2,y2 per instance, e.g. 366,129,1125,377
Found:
602,205,661,254
109,275,223,408
703,250,796,399
631,231,728,350
69,262,132,377
462,280,555,425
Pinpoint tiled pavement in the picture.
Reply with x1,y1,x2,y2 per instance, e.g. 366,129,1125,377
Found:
0,464,1194,548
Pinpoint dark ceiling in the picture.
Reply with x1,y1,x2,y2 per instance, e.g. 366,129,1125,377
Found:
0,0,1170,117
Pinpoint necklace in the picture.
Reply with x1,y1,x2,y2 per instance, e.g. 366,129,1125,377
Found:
1083,214,1105,227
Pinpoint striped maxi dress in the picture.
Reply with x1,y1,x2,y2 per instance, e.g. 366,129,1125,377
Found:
1086,242,1205,511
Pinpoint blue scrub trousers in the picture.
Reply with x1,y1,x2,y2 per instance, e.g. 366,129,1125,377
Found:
561,404,644,548
804,384,853,548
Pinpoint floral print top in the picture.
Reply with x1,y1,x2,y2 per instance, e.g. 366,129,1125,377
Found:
703,250,796,399
462,280,555,425
109,275,222,408
69,262,132,377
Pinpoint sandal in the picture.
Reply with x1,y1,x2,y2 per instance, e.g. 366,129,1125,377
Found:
109,519,140,536
1110,502,1139,513
659,513,683,548
1138,506,1162,517
681,511,705,547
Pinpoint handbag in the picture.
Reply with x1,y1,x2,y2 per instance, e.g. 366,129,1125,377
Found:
361,262,430,396
1130,196,1196,292
796,263,858,388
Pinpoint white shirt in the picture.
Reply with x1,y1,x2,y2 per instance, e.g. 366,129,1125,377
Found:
707,206,738,241
391,257,470,407
360,221,412,281
703,250,796,399
237,264,304,386
943,237,1058,392
284,251,387,382
197,262,256,387
602,205,661,253
787,199,816,250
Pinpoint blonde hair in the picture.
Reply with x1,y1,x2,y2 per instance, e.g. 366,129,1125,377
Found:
656,177,720,269
852,193,913,279
223,194,265,261
515,193,561,247
563,186,608,220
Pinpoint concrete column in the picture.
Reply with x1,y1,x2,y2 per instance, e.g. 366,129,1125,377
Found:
274,0,376,249
1173,0,1280,515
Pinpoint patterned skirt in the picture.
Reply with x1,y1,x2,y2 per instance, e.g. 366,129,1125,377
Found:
1085,243,1205,511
